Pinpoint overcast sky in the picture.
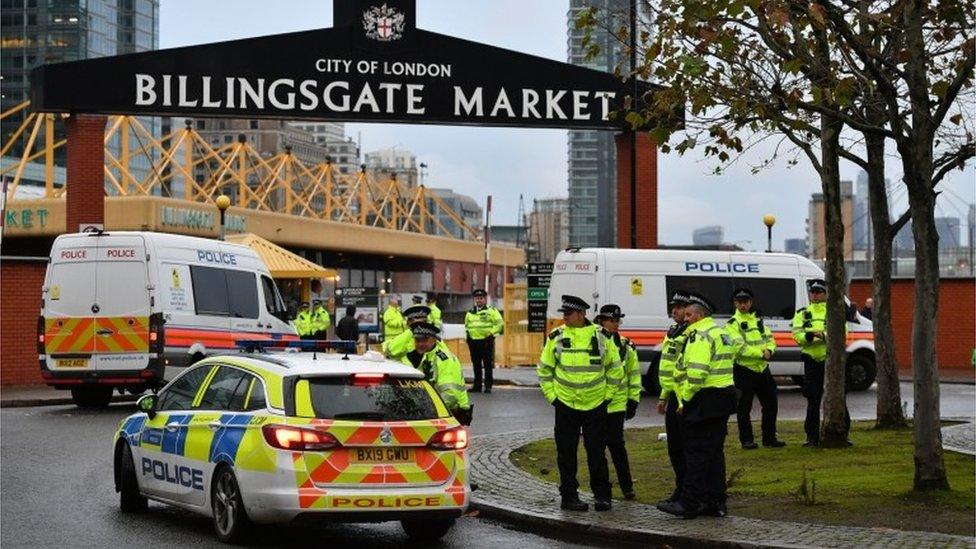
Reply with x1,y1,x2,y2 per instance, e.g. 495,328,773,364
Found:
160,0,975,249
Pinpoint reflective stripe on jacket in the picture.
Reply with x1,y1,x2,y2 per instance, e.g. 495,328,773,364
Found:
658,323,688,401
419,341,470,412
726,310,775,372
464,306,503,340
537,323,623,411
608,334,641,413
678,317,735,403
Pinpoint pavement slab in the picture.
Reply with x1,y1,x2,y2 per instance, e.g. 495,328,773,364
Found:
942,422,976,456
470,429,974,549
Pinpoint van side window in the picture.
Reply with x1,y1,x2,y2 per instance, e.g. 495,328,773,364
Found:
666,276,734,316
261,275,288,322
190,266,231,316
665,276,797,319
189,266,259,319
158,365,212,411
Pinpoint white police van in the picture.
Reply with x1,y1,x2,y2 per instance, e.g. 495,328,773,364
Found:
546,248,876,392
39,231,297,408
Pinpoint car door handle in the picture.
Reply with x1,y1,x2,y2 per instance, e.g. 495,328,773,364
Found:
165,422,181,432
208,420,222,431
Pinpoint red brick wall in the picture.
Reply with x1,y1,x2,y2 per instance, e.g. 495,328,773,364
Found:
65,114,107,232
615,132,658,249
849,278,975,376
1,259,47,386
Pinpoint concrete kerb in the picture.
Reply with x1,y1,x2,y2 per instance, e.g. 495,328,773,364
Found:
469,429,974,549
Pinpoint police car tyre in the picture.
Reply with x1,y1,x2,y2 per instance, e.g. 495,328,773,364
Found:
400,518,455,541
211,465,252,543
118,443,148,513
71,386,113,408
846,353,876,392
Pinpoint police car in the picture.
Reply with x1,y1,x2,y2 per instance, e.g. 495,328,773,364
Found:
113,341,469,543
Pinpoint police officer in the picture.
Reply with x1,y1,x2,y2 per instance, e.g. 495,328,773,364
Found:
294,302,314,340
537,294,622,512
409,322,472,425
383,297,407,342
656,290,691,506
792,279,850,447
311,300,331,339
595,304,640,500
726,288,785,449
465,289,504,393
658,293,736,519
427,293,443,329
384,305,430,361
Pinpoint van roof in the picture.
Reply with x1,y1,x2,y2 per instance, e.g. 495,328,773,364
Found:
218,351,426,379
54,231,254,255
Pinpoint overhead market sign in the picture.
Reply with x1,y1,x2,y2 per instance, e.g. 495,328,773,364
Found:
29,0,668,130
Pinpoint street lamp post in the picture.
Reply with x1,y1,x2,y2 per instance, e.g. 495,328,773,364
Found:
763,214,776,253
216,194,231,241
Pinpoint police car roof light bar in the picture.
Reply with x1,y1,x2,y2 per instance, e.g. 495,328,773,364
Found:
234,339,357,355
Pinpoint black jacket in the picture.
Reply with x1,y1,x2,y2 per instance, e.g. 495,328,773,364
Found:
336,315,360,341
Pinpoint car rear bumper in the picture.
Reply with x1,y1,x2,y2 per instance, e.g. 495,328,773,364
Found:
237,469,469,524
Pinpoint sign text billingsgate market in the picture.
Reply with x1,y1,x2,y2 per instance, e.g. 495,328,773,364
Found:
30,0,666,130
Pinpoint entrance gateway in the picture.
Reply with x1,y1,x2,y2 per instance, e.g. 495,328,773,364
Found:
29,0,672,247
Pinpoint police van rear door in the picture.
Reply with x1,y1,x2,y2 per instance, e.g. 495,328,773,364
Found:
44,236,99,372
91,235,152,373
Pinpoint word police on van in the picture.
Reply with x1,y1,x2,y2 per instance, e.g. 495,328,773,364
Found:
39,231,297,408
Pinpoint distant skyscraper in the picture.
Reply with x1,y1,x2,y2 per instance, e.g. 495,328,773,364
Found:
934,217,961,250
566,0,629,247
365,147,419,187
287,122,360,175
426,188,483,239
528,197,570,262
969,204,975,247
784,238,806,256
692,226,724,246
853,170,870,251
807,180,855,260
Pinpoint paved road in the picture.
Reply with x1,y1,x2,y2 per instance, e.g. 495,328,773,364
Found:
1,382,971,548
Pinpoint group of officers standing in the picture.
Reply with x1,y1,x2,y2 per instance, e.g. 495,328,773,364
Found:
539,277,836,518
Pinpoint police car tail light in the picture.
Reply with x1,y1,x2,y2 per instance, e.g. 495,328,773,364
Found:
428,426,468,450
261,424,340,451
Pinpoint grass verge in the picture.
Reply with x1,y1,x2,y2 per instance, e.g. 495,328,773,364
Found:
510,420,975,536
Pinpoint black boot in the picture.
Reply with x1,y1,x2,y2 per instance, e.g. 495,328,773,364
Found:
560,495,588,511
657,500,699,519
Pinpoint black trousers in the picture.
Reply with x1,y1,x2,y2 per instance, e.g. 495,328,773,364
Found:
680,415,728,509
605,411,633,493
467,337,494,389
554,400,611,500
734,365,779,444
802,355,851,443
664,395,686,499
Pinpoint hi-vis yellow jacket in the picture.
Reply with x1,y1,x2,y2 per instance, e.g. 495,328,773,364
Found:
537,323,623,411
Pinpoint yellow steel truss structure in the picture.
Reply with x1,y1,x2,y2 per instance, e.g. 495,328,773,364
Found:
1,101,479,240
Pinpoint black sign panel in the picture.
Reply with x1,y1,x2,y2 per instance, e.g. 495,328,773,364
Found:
335,286,380,333
29,1,669,130
527,262,553,333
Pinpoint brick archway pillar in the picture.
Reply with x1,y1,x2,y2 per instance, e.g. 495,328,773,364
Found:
615,132,658,248
65,114,107,232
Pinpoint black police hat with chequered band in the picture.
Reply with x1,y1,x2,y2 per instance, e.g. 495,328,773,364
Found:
403,305,431,321
732,287,754,301
807,279,827,292
412,295,424,304
410,321,440,339
595,304,626,320
557,294,590,313
472,289,488,297
668,289,692,305
685,292,715,314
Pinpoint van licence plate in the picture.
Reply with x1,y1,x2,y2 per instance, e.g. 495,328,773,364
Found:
56,358,89,368
352,448,413,463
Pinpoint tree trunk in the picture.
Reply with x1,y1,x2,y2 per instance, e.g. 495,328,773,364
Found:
819,113,851,448
900,0,949,491
865,133,907,429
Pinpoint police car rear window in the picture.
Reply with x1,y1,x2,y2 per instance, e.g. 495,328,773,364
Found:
303,377,441,421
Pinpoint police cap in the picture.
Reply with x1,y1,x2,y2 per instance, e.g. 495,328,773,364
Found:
403,305,431,321
595,303,625,320
732,288,754,301
557,294,590,313
685,292,715,314
410,321,440,339
472,289,488,297
807,279,827,293
411,295,424,304
668,289,692,306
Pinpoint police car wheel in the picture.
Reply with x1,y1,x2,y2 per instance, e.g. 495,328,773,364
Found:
400,518,455,541
211,466,251,543
119,443,147,513
70,386,113,409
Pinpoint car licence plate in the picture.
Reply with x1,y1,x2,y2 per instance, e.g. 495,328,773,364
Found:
352,448,413,463
56,358,89,368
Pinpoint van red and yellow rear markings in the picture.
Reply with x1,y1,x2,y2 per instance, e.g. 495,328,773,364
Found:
45,317,95,354
45,316,150,355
